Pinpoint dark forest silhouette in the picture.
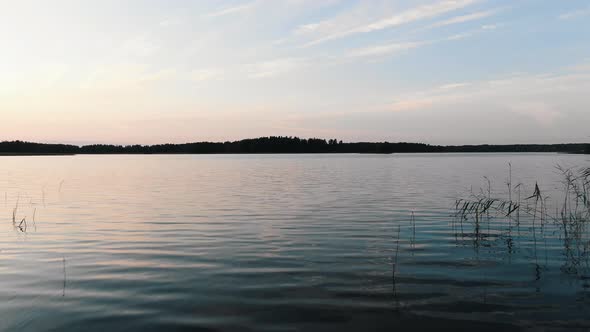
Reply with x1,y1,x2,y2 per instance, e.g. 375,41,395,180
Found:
0,137,588,155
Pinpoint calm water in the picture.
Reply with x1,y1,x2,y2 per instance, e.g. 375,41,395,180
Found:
1,153,589,331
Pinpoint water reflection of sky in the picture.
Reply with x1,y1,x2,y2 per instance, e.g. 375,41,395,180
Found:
0,153,589,331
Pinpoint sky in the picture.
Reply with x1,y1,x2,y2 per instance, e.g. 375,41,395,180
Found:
1,0,589,145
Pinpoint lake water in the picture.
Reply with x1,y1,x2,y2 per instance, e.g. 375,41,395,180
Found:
0,153,589,331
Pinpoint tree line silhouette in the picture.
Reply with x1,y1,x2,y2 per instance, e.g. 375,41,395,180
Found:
0,137,588,155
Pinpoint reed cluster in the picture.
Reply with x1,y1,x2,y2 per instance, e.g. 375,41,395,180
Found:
453,165,590,278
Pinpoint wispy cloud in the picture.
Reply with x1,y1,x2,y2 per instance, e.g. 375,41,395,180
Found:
303,0,478,47
558,7,590,20
348,41,427,58
568,62,590,72
346,0,478,33
245,58,307,79
446,31,474,40
438,82,469,90
294,22,324,36
384,67,590,127
190,58,307,82
348,23,498,59
510,102,562,126
205,2,256,18
428,8,498,28
82,64,176,91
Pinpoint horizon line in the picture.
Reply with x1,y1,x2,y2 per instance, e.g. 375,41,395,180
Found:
2,136,589,148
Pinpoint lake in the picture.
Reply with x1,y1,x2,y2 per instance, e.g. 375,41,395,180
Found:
0,153,589,331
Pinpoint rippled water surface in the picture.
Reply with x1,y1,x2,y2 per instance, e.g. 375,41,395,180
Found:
1,153,589,331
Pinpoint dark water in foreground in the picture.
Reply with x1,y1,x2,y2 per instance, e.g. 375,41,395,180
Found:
0,153,589,331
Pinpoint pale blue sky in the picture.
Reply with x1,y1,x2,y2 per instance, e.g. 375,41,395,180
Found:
1,0,589,144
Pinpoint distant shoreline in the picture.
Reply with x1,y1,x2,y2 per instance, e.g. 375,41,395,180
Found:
0,153,77,156
0,152,585,157
1,137,588,155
